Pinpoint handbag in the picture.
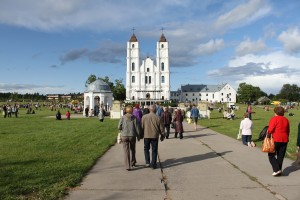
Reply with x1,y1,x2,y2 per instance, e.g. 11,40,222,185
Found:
171,122,175,129
117,132,122,144
261,134,275,153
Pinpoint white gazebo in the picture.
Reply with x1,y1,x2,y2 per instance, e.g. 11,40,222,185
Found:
83,79,113,116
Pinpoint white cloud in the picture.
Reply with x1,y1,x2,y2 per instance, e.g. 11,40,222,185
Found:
0,83,70,95
0,0,196,31
235,38,266,56
278,27,300,54
208,51,300,94
193,39,225,56
214,0,271,31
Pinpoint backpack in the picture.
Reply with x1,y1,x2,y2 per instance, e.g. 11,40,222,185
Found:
258,126,268,141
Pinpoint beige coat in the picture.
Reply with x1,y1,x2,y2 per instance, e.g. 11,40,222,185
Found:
142,113,164,139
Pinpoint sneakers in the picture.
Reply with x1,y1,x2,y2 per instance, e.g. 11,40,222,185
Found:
247,141,256,147
145,164,150,167
272,170,282,176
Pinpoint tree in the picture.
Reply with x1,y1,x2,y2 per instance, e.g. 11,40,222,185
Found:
237,82,266,103
113,78,126,100
85,74,97,87
277,84,300,101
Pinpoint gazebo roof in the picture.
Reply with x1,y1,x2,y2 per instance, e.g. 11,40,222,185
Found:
85,79,112,93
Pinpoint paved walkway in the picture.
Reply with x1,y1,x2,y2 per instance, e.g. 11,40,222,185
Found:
65,122,300,200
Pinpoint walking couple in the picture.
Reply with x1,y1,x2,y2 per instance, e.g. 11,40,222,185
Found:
118,105,165,170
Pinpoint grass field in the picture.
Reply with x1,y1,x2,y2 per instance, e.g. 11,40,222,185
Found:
200,104,299,160
0,107,119,200
0,104,299,199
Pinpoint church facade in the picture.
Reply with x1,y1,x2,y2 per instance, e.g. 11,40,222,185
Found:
125,33,170,104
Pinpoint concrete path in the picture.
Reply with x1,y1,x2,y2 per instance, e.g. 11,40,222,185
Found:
65,122,300,200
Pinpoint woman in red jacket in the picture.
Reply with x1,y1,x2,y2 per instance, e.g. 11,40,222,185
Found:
267,106,290,176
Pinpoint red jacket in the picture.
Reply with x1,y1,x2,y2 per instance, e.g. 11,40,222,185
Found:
267,115,290,142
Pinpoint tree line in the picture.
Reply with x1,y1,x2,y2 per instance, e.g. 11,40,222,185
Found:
0,92,47,102
237,82,300,103
1,78,298,104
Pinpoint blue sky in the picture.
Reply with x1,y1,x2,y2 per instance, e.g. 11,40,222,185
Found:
1,0,300,95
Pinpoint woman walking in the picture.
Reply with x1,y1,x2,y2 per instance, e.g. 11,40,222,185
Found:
267,106,290,176
173,109,184,139
118,106,141,171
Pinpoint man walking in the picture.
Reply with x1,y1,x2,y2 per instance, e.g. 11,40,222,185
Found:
141,105,165,169
161,106,172,139
190,104,200,131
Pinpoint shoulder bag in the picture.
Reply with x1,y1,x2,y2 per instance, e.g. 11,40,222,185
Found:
261,134,275,153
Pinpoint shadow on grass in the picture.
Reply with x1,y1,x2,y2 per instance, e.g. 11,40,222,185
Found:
0,159,40,167
202,125,221,128
161,151,232,169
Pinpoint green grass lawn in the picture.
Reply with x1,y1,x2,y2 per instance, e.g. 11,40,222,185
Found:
0,107,119,200
200,104,299,159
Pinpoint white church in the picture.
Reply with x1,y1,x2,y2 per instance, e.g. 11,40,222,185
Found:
125,33,170,105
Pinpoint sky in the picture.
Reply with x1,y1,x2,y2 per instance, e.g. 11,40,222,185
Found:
1,0,300,95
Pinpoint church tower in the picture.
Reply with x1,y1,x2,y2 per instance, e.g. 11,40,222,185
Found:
126,33,140,100
156,33,170,101
126,32,170,103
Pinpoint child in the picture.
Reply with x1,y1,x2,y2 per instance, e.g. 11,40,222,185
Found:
66,110,70,120
239,113,255,147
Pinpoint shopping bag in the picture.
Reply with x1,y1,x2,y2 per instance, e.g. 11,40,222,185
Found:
237,131,242,140
261,135,275,153
187,118,192,124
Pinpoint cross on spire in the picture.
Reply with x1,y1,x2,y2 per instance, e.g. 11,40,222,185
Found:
161,27,164,33
132,27,135,34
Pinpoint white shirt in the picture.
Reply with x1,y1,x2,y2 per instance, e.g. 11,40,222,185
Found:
239,118,253,135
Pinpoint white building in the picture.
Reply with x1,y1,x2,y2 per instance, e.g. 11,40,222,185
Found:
179,83,236,104
83,79,113,116
126,33,170,104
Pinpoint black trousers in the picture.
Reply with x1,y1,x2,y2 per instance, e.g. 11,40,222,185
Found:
268,142,287,172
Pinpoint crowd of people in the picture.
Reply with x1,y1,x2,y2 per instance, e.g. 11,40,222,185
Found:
1,104,19,118
118,103,193,171
117,101,298,176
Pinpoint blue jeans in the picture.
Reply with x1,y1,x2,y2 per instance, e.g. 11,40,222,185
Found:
242,135,252,145
144,138,159,167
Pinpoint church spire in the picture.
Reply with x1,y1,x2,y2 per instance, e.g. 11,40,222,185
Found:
159,28,167,42
129,27,138,42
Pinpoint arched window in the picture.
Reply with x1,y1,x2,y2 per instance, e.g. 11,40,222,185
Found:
131,62,135,71
161,76,165,83
132,76,135,83
161,62,164,71
132,96,135,100
161,44,164,48
132,44,135,48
